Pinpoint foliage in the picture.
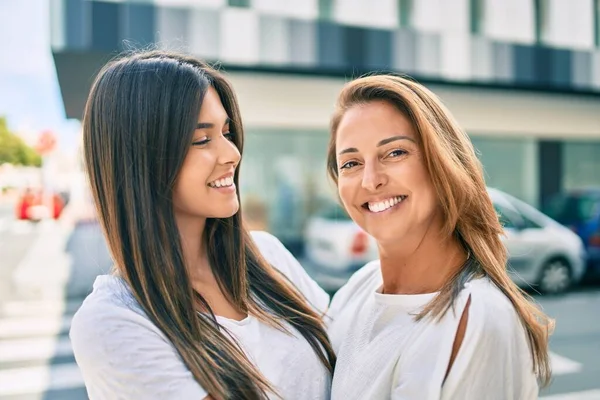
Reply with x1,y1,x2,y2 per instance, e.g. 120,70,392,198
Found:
0,116,42,167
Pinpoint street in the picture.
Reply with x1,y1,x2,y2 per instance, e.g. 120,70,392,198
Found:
0,214,599,399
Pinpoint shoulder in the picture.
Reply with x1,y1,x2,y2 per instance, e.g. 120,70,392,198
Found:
70,276,209,398
465,278,524,337
442,278,538,396
250,230,330,313
455,277,533,360
328,261,380,317
70,276,167,359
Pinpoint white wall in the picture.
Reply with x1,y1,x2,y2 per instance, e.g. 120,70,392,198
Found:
412,0,470,33
542,0,595,50
333,0,398,29
252,0,318,19
483,0,536,44
227,72,600,139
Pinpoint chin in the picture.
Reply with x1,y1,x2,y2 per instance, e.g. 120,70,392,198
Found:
365,224,405,245
215,203,240,219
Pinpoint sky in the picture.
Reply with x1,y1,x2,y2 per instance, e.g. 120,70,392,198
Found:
0,0,80,152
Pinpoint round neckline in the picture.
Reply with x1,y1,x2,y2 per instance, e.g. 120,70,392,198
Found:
215,314,253,326
374,288,439,308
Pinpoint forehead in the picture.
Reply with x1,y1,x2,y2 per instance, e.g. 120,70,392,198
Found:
335,100,416,149
198,86,228,120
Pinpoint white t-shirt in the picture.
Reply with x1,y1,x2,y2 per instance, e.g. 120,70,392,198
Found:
70,231,331,400
327,261,539,400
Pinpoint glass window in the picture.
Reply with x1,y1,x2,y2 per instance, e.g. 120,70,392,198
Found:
470,0,484,35
594,0,600,47
316,203,351,221
494,204,521,229
228,0,250,7
240,128,332,249
563,141,600,191
398,0,413,28
319,0,333,20
544,192,600,224
123,3,155,47
470,136,538,207
91,1,120,51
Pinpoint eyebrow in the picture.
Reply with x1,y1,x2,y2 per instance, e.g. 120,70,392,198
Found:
338,135,416,156
196,117,231,130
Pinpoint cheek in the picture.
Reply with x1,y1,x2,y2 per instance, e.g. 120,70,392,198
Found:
337,179,353,206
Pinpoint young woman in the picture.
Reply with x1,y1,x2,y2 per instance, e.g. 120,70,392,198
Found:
326,74,553,399
69,50,335,400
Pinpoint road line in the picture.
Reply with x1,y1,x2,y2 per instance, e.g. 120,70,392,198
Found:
541,389,600,399
0,316,72,339
550,351,583,375
0,363,84,396
0,336,73,363
1,298,82,317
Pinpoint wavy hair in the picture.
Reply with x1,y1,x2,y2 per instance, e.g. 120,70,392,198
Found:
327,74,553,386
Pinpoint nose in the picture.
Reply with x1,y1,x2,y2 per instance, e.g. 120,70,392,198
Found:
361,160,387,192
218,135,241,167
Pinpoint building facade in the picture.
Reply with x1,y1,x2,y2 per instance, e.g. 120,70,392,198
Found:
50,0,600,250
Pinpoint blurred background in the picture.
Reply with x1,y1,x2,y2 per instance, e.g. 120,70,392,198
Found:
1,0,600,399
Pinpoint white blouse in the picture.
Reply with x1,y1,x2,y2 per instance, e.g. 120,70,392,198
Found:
70,231,331,400
327,261,539,400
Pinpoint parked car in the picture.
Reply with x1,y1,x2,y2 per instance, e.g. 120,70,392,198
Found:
14,188,65,221
542,188,600,278
303,203,377,292
304,188,586,294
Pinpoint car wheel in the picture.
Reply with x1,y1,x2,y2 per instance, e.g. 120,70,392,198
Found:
538,258,572,295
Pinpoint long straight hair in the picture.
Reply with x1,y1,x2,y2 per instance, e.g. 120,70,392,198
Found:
327,74,553,386
83,50,335,399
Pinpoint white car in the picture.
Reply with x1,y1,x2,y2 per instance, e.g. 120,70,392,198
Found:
303,188,587,294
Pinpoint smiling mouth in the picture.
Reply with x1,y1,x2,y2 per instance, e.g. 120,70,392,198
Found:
208,176,234,188
362,195,407,213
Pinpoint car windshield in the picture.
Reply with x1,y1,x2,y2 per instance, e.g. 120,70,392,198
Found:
317,204,352,221
544,193,600,224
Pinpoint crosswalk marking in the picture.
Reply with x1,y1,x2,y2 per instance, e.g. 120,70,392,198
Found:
551,351,584,375
0,363,84,396
0,298,595,398
0,336,73,363
0,315,72,339
1,298,82,318
541,389,600,399
0,219,34,235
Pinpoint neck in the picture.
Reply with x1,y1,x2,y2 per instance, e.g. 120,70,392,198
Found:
175,213,211,283
378,230,467,295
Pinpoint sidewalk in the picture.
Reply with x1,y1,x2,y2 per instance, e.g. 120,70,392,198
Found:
11,198,112,302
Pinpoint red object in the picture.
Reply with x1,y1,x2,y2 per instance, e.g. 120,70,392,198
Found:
15,189,64,220
589,233,600,247
35,130,57,155
350,230,369,255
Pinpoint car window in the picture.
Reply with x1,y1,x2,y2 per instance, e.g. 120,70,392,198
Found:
502,197,543,229
544,193,600,224
494,203,521,229
317,204,352,221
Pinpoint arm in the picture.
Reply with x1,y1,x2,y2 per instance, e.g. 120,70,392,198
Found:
70,303,209,400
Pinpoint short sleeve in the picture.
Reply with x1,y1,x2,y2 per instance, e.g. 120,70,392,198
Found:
440,284,539,400
251,230,330,314
70,302,209,400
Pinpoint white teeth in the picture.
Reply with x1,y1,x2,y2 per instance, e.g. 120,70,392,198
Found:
368,196,404,213
209,176,234,188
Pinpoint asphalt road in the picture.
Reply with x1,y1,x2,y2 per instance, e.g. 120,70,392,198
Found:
0,217,598,399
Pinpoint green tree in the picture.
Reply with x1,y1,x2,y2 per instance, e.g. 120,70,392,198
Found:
0,116,42,167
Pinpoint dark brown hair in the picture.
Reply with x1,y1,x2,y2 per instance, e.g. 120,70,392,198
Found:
327,74,552,386
83,50,335,399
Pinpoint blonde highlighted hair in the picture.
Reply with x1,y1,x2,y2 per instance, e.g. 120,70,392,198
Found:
327,74,553,386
